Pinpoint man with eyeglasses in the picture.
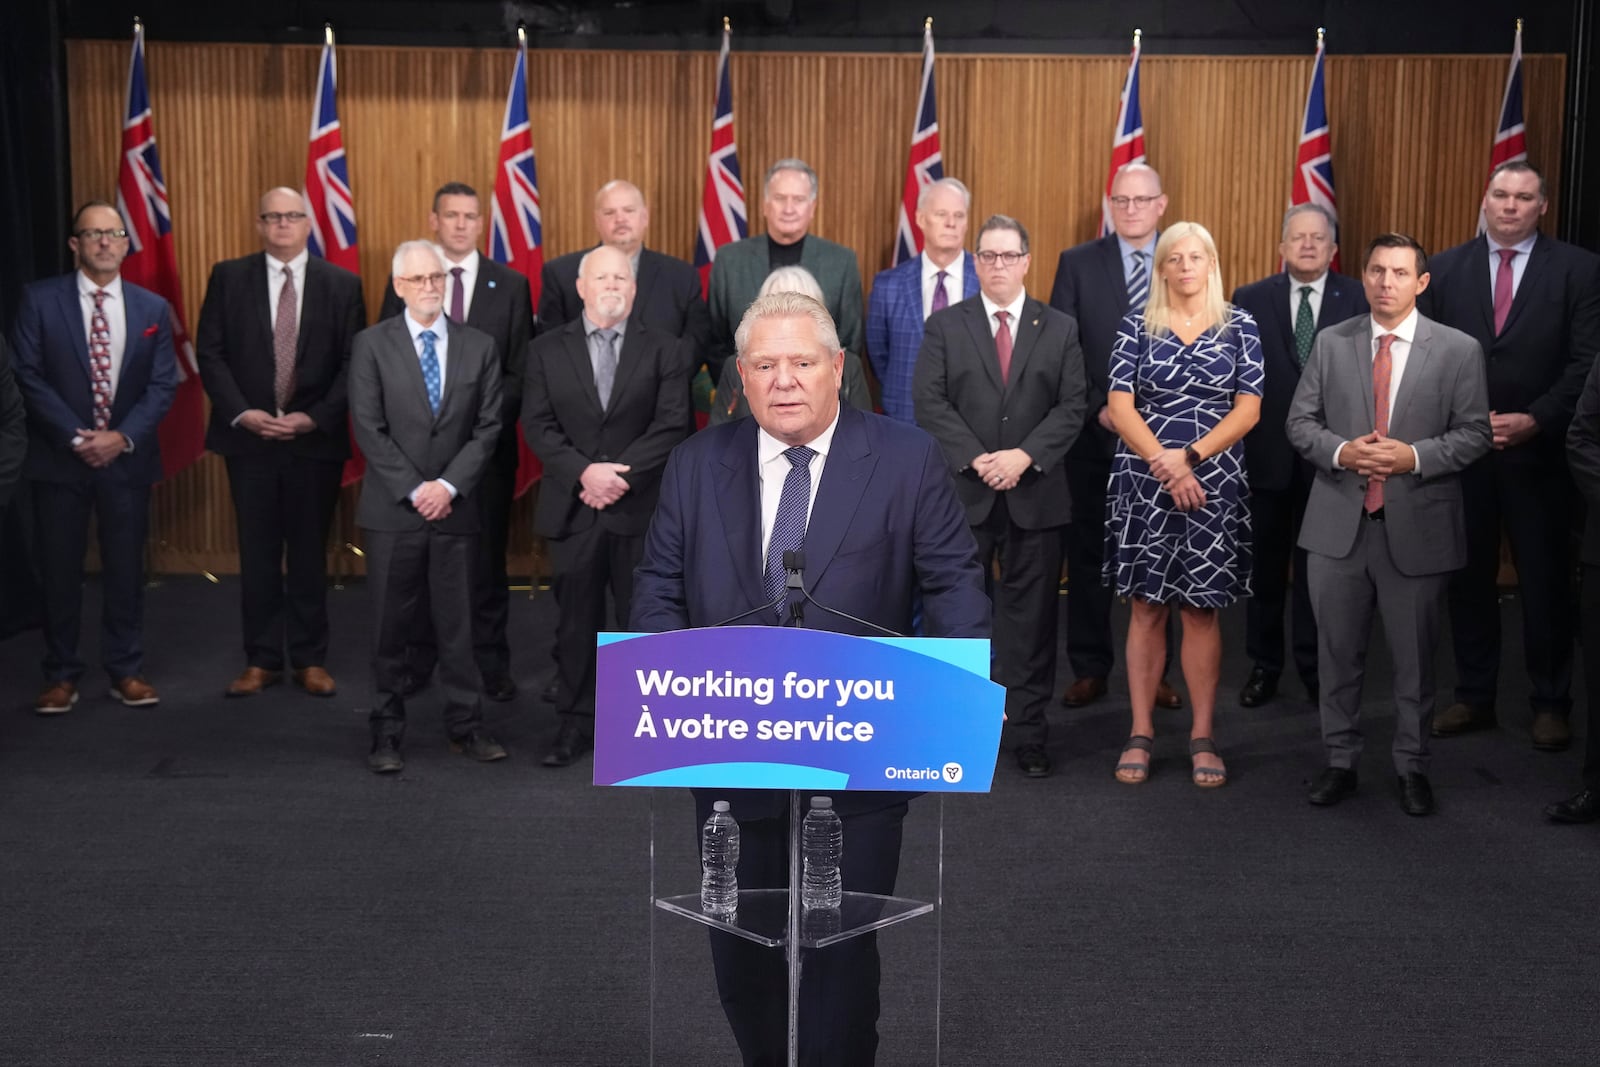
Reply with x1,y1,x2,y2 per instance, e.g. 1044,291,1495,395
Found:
196,186,366,701
916,214,1087,777
10,200,176,714
1050,162,1184,713
350,241,507,774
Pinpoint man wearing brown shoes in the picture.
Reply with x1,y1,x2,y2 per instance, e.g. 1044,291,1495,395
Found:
196,188,366,700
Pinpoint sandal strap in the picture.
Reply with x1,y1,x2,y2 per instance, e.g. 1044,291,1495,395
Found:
1122,734,1154,753
1189,737,1218,756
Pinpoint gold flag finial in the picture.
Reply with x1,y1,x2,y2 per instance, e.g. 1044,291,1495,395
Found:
1516,17,1523,34
1133,28,1142,44
925,17,933,31
517,22,526,46
724,16,731,32
323,23,334,46
133,15,143,34
1317,26,1325,45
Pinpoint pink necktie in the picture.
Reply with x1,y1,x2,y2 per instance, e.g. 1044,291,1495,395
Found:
1364,334,1395,514
449,266,465,324
994,310,1013,385
273,266,297,411
1493,248,1516,335
89,289,113,430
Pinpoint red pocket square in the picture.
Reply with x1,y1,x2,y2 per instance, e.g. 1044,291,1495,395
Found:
143,323,160,337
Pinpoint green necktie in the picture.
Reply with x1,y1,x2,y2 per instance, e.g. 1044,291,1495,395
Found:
1294,285,1315,367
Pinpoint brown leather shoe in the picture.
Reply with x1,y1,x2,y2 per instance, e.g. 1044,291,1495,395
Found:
1060,676,1108,707
225,666,282,697
1431,701,1496,737
109,676,160,707
294,666,337,697
36,680,78,715
1531,712,1571,752
1155,679,1183,709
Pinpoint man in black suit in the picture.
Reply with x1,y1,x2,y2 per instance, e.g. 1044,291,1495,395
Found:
1421,161,1600,751
351,241,507,774
1231,203,1368,707
521,244,687,767
916,214,1087,777
378,182,534,703
1050,163,1182,711
197,187,366,699
1550,356,1600,823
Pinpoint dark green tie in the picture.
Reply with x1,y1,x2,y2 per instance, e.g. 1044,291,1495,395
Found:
1294,285,1315,367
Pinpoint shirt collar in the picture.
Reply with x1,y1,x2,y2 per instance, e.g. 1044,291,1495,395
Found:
1288,271,1328,296
757,404,841,468
404,309,446,345
440,247,480,276
1489,233,1538,258
264,248,310,275
1116,233,1156,263
1371,307,1419,346
979,289,1028,326
922,251,961,284
582,313,628,341
78,271,123,300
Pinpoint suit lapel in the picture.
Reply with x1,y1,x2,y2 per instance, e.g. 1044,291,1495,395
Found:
960,300,1004,394
1272,274,1299,356
1098,237,1127,311
633,249,660,315
712,419,766,609
1501,234,1548,336
249,255,274,353
960,252,980,299
1464,235,1496,339
562,323,605,418
801,408,877,589
1352,323,1377,430
1004,299,1046,394
296,259,320,360
1388,318,1433,430
389,315,436,420
467,262,499,330
606,327,647,418
55,279,92,378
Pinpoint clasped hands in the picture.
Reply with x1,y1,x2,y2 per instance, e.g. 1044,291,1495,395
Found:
580,462,632,510
1339,430,1415,480
1490,410,1538,450
238,409,316,441
973,449,1031,492
72,428,128,469
413,480,454,522
1144,447,1206,512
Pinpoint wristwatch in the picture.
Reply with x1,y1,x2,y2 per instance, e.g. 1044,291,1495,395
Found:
1183,444,1203,468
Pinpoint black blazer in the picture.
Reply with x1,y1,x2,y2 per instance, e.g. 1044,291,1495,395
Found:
1421,232,1600,458
520,318,688,539
1049,233,1146,462
196,253,365,462
1232,271,1368,490
914,294,1088,530
536,246,710,354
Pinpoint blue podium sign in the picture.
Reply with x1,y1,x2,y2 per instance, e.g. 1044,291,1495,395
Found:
594,628,1004,792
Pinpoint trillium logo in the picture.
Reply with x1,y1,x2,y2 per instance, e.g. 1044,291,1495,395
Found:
942,762,963,784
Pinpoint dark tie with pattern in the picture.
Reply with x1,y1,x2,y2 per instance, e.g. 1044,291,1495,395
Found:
1294,285,1315,367
449,266,466,324
274,266,297,411
764,445,816,619
1365,333,1395,514
994,310,1013,385
594,328,619,410
1493,248,1516,335
419,329,442,415
1127,252,1149,310
931,269,949,314
89,289,113,430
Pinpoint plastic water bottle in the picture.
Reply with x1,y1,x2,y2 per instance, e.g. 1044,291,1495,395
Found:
700,801,740,917
801,796,843,910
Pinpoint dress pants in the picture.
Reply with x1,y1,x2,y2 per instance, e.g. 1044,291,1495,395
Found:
547,521,644,728
1579,565,1600,792
32,474,149,683
696,796,907,1067
1307,514,1448,775
364,524,483,741
1244,462,1319,687
224,452,342,671
1449,453,1574,714
972,494,1061,750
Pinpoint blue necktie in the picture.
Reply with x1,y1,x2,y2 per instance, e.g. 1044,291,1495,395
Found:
419,329,442,415
1127,252,1149,310
764,445,816,619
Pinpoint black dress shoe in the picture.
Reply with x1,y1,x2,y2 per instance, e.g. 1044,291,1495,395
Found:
1307,766,1358,806
1015,745,1052,779
450,728,508,762
483,674,518,703
368,736,404,774
1544,788,1600,824
542,720,592,768
1399,772,1435,816
1239,668,1279,708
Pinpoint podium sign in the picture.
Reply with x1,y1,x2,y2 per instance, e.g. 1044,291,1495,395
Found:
594,628,1003,792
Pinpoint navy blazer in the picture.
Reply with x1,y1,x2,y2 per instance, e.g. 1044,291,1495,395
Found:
1231,272,1368,491
1049,233,1146,462
865,252,979,424
10,273,177,486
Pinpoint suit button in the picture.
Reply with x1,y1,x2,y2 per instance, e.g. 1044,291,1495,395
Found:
1001,416,1009,422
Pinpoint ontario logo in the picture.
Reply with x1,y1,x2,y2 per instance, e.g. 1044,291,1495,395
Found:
883,762,963,783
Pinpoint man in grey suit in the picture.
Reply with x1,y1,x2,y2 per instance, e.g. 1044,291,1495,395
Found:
706,158,863,385
350,241,507,774
1287,233,1491,815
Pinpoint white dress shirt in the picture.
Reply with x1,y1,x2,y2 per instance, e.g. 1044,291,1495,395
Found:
1331,308,1423,476
1287,270,1328,326
404,310,456,500
921,252,965,321
758,407,840,562
1486,233,1537,301
265,249,309,335
441,247,479,321
978,290,1027,339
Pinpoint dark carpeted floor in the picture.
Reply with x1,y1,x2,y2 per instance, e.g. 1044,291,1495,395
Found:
1,577,1596,1066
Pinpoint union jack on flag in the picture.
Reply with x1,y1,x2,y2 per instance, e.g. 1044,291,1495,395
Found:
116,19,203,479
304,28,359,275
1101,30,1148,237
1291,30,1340,271
893,21,944,266
694,21,748,297
1479,20,1527,234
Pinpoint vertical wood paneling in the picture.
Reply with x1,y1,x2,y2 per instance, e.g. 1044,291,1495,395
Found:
63,41,1567,574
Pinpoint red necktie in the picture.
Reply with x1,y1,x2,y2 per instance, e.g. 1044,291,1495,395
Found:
1364,333,1395,514
1492,248,1516,335
994,310,1013,385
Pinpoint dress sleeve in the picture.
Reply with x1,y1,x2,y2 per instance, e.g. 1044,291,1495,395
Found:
1108,312,1143,395
1232,307,1265,398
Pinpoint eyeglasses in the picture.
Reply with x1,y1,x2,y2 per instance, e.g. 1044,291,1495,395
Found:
975,250,1026,267
75,228,129,241
397,273,448,288
259,212,308,224
1108,195,1161,211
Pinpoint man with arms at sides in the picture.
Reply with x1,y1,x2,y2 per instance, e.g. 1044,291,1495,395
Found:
11,201,176,713
866,176,979,424
378,181,533,703
1050,162,1182,711
1287,234,1491,816
1420,161,1600,751
631,293,988,1066
521,245,687,768
351,241,506,774
197,187,365,700
706,158,864,387
916,214,1087,778
1231,203,1367,708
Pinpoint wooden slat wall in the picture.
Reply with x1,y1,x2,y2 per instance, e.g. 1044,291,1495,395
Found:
62,41,1568,575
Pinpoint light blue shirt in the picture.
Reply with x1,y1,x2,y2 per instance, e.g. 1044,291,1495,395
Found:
403,311,456,502
1116,234,1157,289
1487,233,1538,301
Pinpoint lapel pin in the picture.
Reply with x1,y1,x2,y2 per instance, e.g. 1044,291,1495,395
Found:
487,280,497,288
1032,318,1039,327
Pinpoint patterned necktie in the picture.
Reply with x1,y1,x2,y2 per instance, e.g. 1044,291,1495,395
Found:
89,289,113,430
1294,285,1315,367
449,266,466,324
1493,248,1516,335
1364,333,1395,514
994,310,1014,385
764,445,816,619
594,328,619,410
419,329,442,415
274,265,298,411
931,270,949,314
1127,252,1149,310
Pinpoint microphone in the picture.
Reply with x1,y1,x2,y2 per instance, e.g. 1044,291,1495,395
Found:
783,551,905,638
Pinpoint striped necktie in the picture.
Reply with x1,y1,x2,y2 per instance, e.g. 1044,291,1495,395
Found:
1127,252,1149,310
764,446,816,619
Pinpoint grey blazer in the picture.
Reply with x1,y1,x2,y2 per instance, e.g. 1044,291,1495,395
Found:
705,234,864,380
1285,312,1491,576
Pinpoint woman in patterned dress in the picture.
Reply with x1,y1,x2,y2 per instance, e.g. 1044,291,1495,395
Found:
1103,222,1263,786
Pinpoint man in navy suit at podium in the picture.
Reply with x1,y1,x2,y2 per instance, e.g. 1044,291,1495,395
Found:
632,291,989,1065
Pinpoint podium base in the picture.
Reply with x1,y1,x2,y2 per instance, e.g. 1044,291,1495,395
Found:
655,889,935,949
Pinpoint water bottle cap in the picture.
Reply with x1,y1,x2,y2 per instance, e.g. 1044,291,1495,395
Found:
810,796,832,808
713,800,731,812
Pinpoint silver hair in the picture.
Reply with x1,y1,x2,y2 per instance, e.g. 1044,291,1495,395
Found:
391,239,443,279
757,265,825,303
735,292,841,363
1281,202,1337,241
577,245,638,278
916,176,971,213
764,158,819,200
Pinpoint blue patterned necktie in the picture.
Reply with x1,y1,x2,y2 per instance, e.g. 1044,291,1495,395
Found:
764,445,816,619
1127,252,1149,310
419,329,442,415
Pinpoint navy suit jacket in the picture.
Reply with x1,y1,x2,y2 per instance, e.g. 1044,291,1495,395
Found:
1049,233,1147,462
866,252,979,423
10,273,176,486
1231,272,1368,490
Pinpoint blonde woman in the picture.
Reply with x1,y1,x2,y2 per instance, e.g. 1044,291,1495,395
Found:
1103,222,1263,786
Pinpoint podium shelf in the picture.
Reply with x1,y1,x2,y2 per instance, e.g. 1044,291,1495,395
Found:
654,889,935,948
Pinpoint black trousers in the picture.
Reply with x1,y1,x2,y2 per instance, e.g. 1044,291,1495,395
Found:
547,521,643,726
32,475,149,683
1449,454,1575,714
224,453,342,671
972,495,1061,749
1579,565,1600,791
1244,464,1319,687
697,797,908,1067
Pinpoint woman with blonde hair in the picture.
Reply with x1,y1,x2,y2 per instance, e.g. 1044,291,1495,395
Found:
1103,221,1263,787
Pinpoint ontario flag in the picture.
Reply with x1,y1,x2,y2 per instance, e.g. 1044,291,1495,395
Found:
489,29,545,496
893,20,944,266
1291,30,1340,271
1478,20,1527,234
1101,29,1148,237
116,19,203,480
694,20,748,297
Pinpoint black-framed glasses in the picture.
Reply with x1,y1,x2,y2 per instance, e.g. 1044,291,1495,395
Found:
259,212,308,224
975,250,1026,267
75,228,129,241
397,272,448,288
1108,195,1161,210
